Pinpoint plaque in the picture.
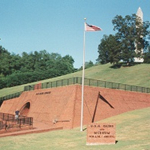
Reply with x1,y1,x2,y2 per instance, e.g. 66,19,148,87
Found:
87,123,116,145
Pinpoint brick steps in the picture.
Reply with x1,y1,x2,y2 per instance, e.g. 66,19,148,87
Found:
0,126,63,137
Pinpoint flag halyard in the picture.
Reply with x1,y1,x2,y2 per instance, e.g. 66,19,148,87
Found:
85,23,102,31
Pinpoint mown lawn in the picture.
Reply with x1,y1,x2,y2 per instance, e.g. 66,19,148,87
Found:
0,107,150,150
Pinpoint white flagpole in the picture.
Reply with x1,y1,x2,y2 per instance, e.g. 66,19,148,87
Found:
80,18,86,132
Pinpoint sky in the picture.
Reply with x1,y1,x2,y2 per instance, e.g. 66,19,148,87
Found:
0,0,150,68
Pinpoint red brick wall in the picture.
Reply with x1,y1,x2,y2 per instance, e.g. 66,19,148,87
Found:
0,85,150,130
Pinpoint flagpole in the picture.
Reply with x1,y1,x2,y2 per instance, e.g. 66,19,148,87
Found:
80,18,86,132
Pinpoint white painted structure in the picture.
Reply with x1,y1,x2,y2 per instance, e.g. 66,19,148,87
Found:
134,7,144,62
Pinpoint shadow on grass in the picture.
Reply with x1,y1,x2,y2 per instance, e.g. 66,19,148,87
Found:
109,62,143,69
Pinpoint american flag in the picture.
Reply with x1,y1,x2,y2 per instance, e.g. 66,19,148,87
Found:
85,23,102,31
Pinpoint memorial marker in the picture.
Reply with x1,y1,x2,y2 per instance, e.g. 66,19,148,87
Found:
87,123,116,145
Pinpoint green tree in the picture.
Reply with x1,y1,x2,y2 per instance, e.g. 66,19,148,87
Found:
85,61,94,69
20,52,33,72
112,14,150,64
9,53,22,73
97,34,121,64
0,47,12,76
97,14,150,65
144,46,150,63
0,47,76,88
97,35,110,64
61,55,75,73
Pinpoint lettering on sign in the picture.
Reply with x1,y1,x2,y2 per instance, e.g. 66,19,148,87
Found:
87,123,116,145
36,91,51,95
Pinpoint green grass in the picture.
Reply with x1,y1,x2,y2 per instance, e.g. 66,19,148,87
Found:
0,63,150,97
0,63,150,149
0,107,150,150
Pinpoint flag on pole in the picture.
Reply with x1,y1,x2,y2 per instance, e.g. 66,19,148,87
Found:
80,19,102,132
85,23,102,31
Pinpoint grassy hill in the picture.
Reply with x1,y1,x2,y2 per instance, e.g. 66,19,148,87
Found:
0,63,150,97
0,107,149,150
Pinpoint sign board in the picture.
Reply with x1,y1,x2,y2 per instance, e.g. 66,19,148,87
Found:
87,123,116,145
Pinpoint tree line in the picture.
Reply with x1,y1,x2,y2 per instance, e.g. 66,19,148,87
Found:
0,47,76,89
97,14,150,66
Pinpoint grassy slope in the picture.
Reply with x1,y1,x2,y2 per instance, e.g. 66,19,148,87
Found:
0,107,149,150
0,63,150,97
